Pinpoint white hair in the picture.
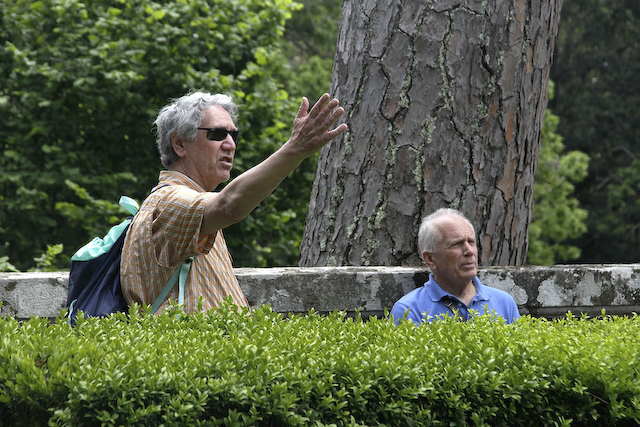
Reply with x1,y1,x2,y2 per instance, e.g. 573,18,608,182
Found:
417,208,475,253
154,92,237,168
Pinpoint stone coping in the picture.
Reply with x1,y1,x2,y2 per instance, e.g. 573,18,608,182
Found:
2,265,640,321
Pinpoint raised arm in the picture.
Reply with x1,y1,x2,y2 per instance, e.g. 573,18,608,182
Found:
200,94,348,235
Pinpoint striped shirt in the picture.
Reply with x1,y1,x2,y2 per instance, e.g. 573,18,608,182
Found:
121,171,249,313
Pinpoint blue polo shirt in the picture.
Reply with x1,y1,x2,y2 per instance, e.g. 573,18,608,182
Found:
390,274,520,325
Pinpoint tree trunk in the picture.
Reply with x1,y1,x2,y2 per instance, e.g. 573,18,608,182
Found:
300,0,563,267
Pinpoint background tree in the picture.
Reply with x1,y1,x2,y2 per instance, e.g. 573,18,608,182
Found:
0,0,601,271
526,82,589,265
549,0,640,263
300,0,564,267
0,0,305,270
285,0,590,267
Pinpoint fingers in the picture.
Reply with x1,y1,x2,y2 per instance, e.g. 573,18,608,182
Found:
308,93,331,119
309,93,345,130
291,93,348,146
297,96,310,119
325,105,345,127
328,122,348,138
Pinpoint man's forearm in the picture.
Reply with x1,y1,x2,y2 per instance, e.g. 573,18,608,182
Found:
200,143,307,234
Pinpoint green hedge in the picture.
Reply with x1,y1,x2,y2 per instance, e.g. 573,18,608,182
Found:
1,303,639,426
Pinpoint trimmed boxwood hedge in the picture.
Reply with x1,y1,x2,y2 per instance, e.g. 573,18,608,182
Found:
0,301,639,426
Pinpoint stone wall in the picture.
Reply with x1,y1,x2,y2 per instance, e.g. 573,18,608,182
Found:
2,265,640,321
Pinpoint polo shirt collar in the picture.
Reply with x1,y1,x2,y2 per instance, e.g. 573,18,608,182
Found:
424,273,489,303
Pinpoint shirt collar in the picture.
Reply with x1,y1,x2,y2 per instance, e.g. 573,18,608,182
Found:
424,273,489,302
158,170,207,193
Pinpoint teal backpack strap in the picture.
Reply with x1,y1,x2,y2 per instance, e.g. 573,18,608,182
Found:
150,257,193,314
177,258,192,306
119,196,140,216
70,196,140,262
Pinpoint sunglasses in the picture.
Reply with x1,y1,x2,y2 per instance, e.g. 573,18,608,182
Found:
197,127,239,142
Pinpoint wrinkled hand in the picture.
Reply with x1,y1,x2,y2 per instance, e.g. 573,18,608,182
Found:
287,93,348,158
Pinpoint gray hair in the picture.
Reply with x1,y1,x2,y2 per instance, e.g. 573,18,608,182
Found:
417,208,475,253
154,92,238,168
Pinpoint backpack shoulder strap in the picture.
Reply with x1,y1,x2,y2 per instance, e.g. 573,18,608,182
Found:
119,196,140,216
150,257,193,314
137,183,193,314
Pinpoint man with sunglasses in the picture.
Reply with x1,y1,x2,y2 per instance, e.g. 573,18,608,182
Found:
121,91,347,314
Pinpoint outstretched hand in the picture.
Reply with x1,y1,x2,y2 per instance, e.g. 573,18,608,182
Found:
287,93,348,158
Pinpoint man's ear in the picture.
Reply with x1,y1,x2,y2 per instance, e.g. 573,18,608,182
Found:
171,132,187,158
422,250,436,269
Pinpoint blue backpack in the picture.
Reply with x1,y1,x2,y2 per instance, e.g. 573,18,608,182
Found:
66,195,192,325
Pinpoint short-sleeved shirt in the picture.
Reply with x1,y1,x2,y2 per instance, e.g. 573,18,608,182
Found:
121,170,248,313
390,274,520,325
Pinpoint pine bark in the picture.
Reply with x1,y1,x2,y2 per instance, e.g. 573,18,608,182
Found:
300,0,564,267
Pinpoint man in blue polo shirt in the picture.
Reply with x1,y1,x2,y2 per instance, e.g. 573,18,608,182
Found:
390,208,520,325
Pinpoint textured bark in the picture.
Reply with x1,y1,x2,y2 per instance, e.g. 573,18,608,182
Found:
300,0,563,267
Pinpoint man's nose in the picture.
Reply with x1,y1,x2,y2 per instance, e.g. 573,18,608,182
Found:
223,136,236,151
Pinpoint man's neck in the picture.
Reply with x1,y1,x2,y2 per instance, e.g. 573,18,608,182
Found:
435,278,476,307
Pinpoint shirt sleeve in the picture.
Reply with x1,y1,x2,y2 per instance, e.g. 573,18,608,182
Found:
390,302,421,325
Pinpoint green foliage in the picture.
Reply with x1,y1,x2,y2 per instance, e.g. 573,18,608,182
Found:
29,244,65,272
281,0,342,103
0,0,303,270
599,157,640,246
1,304,640,426
550,0,640,262
527,82,589,265
55,179,126,239
0,256,18,273
226,0,344,266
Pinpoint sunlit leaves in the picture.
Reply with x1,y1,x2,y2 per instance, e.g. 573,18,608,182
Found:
0,0,301,269
1,306,640,425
